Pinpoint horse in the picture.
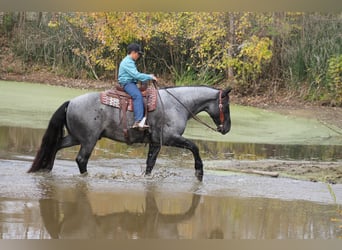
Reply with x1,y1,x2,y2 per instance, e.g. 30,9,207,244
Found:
27,85,232,181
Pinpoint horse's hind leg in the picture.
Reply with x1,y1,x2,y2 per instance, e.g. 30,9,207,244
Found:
145,143,161,175
58,135,80,150
76,141,97,174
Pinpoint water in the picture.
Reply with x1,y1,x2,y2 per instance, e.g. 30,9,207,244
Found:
1,126,341,162
0,125,341,239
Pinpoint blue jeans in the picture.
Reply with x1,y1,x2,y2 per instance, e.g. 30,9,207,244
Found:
123,82,144,122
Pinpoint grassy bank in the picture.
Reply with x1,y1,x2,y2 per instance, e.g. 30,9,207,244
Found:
0,80,341,145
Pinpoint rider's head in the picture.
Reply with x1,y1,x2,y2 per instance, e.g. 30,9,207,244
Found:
127,43,144,61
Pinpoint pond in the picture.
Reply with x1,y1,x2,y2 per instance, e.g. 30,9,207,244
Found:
0,125,341,239
0,81,341,239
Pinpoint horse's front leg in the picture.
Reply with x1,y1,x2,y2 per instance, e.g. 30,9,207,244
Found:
145,143,161,176
167,136,203,181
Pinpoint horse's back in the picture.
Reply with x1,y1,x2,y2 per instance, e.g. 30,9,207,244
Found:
66,91,130,143
66,92,105,140
67,92,102,120
69,92,100,107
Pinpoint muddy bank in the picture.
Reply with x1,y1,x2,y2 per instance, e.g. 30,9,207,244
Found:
206,159,342,184
1,71,114,91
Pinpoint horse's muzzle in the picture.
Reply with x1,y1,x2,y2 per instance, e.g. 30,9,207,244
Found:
217,125,230,134
217,125,224,133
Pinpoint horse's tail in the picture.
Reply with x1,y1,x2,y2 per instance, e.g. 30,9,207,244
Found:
28,101,70,173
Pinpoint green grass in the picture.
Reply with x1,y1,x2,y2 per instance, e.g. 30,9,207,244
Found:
1,80,341,145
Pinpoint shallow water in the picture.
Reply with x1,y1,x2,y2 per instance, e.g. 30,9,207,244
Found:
0,158,341,239
0,126,342,239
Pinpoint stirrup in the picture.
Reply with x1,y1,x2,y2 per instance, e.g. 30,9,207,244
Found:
132,122,148,129
131,117,149,130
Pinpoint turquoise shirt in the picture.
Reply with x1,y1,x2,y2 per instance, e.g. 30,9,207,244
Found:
118,55,153,85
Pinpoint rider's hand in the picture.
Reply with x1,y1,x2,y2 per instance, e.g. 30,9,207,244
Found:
151,74,158,81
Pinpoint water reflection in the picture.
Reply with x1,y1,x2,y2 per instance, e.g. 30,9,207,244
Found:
1,126,341,161
38,180,201,239
0,179,340,239
39,186,341,239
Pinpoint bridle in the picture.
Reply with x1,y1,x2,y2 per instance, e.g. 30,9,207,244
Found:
163,87,227,132
218,90,225,128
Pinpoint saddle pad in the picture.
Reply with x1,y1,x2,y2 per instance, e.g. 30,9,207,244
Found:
100,87,158,112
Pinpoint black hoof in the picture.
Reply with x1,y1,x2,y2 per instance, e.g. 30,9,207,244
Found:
145,167,153,176
195,170,203,182
80,172,88,177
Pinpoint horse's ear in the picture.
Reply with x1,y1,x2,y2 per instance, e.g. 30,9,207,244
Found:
221,87,232,97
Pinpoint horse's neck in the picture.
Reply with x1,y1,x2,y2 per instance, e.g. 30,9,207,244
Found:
164,86,217,114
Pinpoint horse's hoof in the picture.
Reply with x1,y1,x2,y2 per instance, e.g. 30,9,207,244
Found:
80,172,88,177
144,171,152,178
195,170,203,182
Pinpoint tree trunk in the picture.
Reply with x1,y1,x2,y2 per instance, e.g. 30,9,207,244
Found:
18,12,26,28
0,12,4,25
226,12,235,80
268,11,287,83
37,12,43,28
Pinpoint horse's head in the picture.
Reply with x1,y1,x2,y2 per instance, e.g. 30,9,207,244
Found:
207,87,232,135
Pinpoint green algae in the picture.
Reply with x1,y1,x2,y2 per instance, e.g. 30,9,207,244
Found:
1,80,341,145
185,105,342,145
0,81,88,128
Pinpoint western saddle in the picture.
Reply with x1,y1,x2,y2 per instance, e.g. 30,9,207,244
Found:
100,84,158,139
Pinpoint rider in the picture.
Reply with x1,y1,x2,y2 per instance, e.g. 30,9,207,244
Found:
118,43,158,129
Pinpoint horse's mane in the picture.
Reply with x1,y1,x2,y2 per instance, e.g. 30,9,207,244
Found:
160,85,219,90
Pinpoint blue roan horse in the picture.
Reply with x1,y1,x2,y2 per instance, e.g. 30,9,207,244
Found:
28,85,232,181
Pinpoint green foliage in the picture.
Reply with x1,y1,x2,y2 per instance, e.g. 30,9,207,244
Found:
175,69,224,86
326,55,342,105
280,13,342,105
2,12,342,106
0,12,16,34
228,35,273,83
10,14,91,78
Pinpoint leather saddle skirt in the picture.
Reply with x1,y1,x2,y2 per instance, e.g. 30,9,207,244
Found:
100,85,158,112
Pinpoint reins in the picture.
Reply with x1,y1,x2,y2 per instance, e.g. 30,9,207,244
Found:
152,80,165,146
152,81,223,133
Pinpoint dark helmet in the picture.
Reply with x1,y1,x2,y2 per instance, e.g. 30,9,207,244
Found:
127,43,144,55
